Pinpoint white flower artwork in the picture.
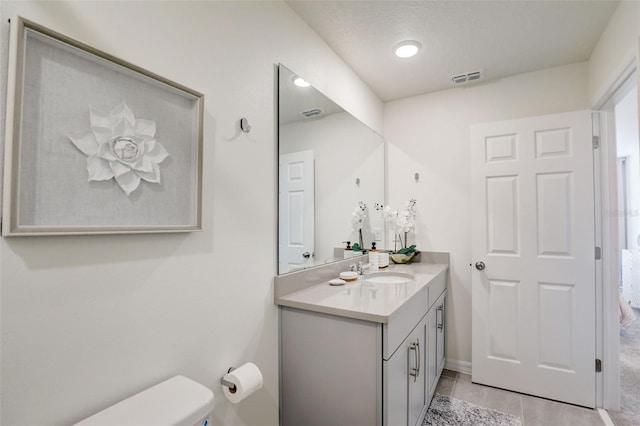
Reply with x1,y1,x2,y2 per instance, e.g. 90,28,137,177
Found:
67,102,169,196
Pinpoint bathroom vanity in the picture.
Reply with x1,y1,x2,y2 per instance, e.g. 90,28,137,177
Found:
275,259,448,426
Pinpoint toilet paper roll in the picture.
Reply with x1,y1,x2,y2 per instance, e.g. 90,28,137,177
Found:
222,362,263,404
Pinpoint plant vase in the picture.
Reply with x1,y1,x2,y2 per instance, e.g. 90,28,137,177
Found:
390,252,415,264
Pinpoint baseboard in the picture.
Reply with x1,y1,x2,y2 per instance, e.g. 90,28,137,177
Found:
444,358,472,375
598,409,614,426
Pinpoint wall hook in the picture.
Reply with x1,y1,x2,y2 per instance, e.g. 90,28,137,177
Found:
356,177,361,186
414,172,419,183
240,118,251,133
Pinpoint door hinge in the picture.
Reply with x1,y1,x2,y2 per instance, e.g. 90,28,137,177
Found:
595,246,602,260
596,359,602,372
593,136,600,149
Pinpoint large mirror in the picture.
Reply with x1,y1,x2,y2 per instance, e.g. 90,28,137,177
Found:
278,64,385,275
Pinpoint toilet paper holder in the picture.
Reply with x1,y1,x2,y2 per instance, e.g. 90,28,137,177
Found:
220,367,237,392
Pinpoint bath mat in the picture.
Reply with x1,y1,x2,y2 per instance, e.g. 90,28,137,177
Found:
423,393,522,426
608,307,640,426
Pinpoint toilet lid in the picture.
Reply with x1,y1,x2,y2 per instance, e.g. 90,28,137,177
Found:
74,375,214,426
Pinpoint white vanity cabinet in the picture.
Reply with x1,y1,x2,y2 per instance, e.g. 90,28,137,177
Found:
435,293,447,374
383,312,427,426
426,292,446,397
278,265,447,426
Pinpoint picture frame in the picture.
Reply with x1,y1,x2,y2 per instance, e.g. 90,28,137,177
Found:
2,16,204,236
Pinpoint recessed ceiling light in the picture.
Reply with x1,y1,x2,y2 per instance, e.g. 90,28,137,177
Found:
394,40,421,58
293,76,310,87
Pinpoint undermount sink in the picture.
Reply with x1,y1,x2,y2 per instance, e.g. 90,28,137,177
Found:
365,271,415,284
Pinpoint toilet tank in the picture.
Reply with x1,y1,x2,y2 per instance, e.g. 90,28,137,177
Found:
74,375,214,426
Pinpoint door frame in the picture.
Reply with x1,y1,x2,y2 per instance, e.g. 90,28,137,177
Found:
593,55,637,411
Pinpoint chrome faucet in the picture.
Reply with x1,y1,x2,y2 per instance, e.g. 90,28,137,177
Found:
350,262,368,275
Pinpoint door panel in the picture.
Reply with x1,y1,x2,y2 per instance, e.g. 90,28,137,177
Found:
471,110,596,408
538,283,574,371
486,175,519,254
279,150,314,273
488,280,520,362
536,172,573,256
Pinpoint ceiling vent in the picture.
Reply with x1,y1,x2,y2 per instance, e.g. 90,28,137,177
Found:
450,69,483,84
302,108,322,118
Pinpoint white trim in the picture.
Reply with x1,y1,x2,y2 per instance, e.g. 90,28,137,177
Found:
444,358,472,375
592,55,638,410
593,110,604,409
598,408,615,426
2,15,20,230
597,110,622,411
591,46,637,109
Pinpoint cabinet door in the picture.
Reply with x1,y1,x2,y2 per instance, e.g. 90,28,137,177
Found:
426,307,438,397
281,308,380,425
383,318,427,426
383,338,409,426
408,320,426,426
436,294,446,374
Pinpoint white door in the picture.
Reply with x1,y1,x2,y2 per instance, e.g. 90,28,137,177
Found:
471,110,596,407
279,150,315,274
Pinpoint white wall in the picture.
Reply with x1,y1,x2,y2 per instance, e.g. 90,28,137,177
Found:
0,2,383,425
384,62,589,365
615,86,640,250
588,1,640,106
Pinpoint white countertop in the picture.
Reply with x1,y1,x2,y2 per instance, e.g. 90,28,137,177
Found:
275,263,448,323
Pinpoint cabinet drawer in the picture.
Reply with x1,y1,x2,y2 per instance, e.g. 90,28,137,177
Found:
382,285,429,360
383,268,448,359
427,271,446,308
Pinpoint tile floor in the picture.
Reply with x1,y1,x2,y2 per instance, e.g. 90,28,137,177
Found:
435,370,604,426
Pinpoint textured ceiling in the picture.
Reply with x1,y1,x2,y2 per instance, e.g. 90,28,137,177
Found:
286,0,620,102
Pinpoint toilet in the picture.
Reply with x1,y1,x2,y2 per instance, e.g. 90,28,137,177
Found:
74,375,214,426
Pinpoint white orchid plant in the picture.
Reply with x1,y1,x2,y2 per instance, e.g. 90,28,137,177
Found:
67,102,169,196
351,201,368,252
375,199,418,254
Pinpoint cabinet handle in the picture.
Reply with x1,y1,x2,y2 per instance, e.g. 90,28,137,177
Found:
437,305,444,331
409,341,419,381
416,338,421,379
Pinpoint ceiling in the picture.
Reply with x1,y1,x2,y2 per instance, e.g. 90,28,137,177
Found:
286,0,620,102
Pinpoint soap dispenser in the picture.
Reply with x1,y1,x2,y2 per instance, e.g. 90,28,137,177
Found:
343,241,353,259
369,242,379,269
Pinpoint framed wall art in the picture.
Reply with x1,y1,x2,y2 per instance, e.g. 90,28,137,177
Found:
2,16,204,236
